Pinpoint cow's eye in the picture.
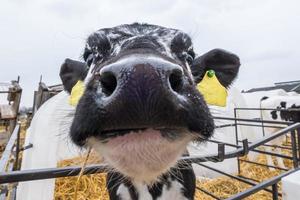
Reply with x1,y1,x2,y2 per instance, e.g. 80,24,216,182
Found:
86,54,94,66
185,53,194,65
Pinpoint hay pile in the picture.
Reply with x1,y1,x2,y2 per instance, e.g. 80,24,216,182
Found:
0,123,27,158
2,122,27,199
195,139,293,200
0,125,6,156
54,152,108,200
54,142,293,200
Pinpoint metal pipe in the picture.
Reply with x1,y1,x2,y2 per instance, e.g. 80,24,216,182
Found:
207,138,292,159
237,175,259,183
215,123,236,128
291,130,298,168
0,124,20,172
0,164,109,184
239,159,288,171
182,123,300,164
226,168,299,200
272,184,279,200
297,128,300,166
234,108,241,175
236,123,285,129
235,107,300,111
213,116,293,125
195,162,274,194
238,140,293,150
14,124,21,170
1,123,299,187
196,186,221,200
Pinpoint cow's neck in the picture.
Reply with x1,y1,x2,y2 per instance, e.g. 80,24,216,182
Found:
106,162,195,200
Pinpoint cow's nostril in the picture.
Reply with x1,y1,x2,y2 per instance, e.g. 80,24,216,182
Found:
169,69,183,93
100,72,117,96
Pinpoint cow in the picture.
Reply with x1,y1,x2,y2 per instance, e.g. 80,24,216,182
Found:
260,95,300,170
60,23,240,200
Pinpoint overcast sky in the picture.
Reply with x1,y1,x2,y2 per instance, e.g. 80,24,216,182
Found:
0,0,299,106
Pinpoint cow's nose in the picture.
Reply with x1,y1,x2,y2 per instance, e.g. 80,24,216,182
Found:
98,56,184,97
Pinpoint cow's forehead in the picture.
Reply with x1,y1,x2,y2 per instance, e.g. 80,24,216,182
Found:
86,23,192,58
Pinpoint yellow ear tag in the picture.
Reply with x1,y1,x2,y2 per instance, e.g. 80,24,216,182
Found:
196,70,228,107
69,80,85,106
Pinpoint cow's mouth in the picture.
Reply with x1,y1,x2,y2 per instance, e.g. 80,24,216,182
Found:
87,128,193,183
98,127,186,142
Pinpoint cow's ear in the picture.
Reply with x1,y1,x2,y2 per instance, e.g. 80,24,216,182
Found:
59,59,88,93
191,49,240,88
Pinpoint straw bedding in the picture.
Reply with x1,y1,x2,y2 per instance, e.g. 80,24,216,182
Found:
0,125,6,156
54,139,293,200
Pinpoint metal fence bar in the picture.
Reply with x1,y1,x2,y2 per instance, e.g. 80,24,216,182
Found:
239,140,293,150
234,108,241,175
0,124,20,172
0,193,6,200
195,162,274,194
226,168,300,200
215,123,236,129
239,159,288,171
291,130,299,168
237,175,260,183
214,116,293,125
297,128,300,165
246,123,300,150
13,127,21,170
196,186,221,200
236,123,286,129
0,164,109,184
247,149,292,160
208,139,293,159
272,184,279,200
182,123,300,164
1,123,300,184
235,107,300,111
260,107,266,137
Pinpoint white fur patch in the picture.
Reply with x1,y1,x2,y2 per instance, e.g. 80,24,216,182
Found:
158,180,188,200
87,129,192,183
117,184,131,200
133,182,152,200
117,180,188,200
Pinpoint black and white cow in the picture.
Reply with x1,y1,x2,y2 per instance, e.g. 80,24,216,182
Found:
60,23,240,200
260,96,300,170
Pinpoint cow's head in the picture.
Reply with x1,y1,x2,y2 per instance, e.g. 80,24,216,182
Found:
60,23,240,183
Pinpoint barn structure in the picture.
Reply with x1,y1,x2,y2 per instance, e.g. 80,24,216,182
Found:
0,78,22,145
243,80,300,94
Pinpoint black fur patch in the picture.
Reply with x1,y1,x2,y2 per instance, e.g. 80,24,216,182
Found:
271,110,278,120
261,96,269,101
59,59,87,93
280,101,287,108
280,104,300,122
106,162,195,200
191,49,240,87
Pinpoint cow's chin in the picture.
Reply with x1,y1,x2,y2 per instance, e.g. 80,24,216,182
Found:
87,129,192,184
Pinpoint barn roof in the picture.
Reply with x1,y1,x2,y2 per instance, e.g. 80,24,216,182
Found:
243,80,300,93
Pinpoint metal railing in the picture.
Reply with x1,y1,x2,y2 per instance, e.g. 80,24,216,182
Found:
0,109,299,200
0,123,21,199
